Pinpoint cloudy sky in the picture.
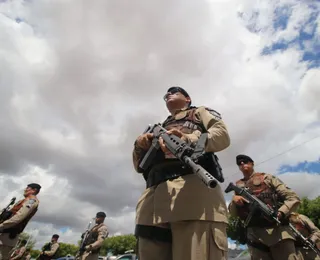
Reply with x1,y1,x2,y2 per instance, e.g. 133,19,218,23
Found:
0,0,319,249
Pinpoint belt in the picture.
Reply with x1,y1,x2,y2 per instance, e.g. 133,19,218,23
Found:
146,160,192,188
247,240,270,252
247,218,289,228
135,224,172,243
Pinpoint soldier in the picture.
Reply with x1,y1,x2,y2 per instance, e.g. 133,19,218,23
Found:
38,234,60,260
24,249,31,260
228,154,301,260
133,86,231,260
289,212,320,260
0,183,41,260
9,240,27,260
79,212,109,260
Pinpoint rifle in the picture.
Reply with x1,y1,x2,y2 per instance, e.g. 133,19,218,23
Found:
0,197,16,223
288,223,320,256
76,218,95,258
138,123,224,188
225,182,320,256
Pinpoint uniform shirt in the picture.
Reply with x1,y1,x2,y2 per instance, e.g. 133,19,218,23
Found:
291,214,320,248
133,106,231,224
25,253,31,260
44,241,59,257
10,246,26,260
228,172,300,218
87,224,109,252
0,196,39,247
228,172,300,246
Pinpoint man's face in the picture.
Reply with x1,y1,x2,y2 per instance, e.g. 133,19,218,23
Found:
23,186,36,197
237,159,254,175
95,217,105,224
163,87,190,109
51,237,58,243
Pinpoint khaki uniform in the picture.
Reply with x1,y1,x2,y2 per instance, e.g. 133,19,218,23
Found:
289,213,320,260
24,253,31,260
0,196,39,260
40,241,59,260
10,246,26,260
229,172,301,260
133,106,231,260
80,223,108,260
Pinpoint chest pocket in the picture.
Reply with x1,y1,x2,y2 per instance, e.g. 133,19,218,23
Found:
163,109,205,134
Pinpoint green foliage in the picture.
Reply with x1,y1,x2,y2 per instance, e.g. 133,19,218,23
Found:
40,242,79,258
297,196,320,228
54,243,79,258
30,249,41,259
18,232,36,249
226,215,247,245
100,234,137,256
227,215,239,241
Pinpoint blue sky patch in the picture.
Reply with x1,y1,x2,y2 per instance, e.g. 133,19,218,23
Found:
59,227,70,233
273,5,291,30
278,160,320,175
241,3,320,68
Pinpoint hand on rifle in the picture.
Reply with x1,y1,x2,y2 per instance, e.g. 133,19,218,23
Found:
308,236,319,248
277,211,284,221
232,195,249,206
135,133,154,150
159,128,188,154
85,245,92,252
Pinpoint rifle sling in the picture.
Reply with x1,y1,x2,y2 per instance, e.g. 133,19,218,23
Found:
146,160,192,188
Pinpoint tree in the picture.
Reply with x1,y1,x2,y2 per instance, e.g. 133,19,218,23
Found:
18,232,36,249
227,215,247,245
53,243,79,258
100,234,137,256
40,242,79,258
297,196,320,228
30,249,41,259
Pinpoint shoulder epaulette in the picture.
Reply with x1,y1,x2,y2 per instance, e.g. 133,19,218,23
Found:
204,107,222,120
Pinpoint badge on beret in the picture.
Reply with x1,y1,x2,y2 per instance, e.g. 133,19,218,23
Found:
205,107,222,120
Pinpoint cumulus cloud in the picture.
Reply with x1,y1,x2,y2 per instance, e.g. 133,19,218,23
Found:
0,0,319,249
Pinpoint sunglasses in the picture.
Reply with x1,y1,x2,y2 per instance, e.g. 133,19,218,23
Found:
163,87,183,101
237,159,250,166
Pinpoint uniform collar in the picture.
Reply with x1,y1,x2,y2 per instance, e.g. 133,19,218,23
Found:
169,106,190,116
242,171,255,181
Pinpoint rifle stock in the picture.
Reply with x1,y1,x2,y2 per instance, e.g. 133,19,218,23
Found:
0,197,16,223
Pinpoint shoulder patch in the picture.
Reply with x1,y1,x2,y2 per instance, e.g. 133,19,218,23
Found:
99,226,109,239
26,199,36,208
205,107,222,120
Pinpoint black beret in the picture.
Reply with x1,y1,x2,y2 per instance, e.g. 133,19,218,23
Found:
27,183,41,190
96,212,106,218
52,234,59,239
236,154,254,165
167,86,190,98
